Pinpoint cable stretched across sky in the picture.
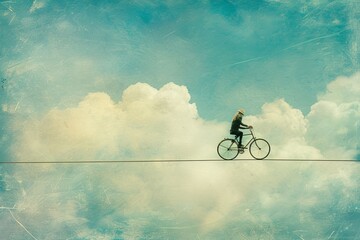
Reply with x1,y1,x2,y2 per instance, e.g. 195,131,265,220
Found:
0,158,358,164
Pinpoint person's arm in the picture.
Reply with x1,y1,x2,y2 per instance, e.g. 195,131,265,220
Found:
239,119,252,129
239,119,249,129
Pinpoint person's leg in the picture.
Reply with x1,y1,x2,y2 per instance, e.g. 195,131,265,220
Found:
238,130,244,146
231,129,243,145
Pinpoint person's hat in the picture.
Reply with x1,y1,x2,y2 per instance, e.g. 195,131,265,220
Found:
238,109,245,115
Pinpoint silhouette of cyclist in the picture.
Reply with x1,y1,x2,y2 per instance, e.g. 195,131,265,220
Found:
230,109,252,147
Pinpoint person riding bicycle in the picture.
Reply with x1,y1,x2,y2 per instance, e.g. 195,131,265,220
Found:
230,109,252,147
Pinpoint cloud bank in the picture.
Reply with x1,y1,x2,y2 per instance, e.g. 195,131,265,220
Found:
13,82,226,162
2,73,360,239
12,72,359,163
246,72,359,160
307,73,360,159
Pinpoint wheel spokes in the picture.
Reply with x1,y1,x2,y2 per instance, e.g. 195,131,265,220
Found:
217,139,239,160
249,139,271,160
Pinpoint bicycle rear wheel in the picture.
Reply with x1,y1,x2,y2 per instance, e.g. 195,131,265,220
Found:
217,139,239,160
249,138,271,160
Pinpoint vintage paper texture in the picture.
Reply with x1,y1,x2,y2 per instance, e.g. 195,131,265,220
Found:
0,1,359,239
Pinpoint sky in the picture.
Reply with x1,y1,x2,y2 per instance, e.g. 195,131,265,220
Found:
0,0,359,239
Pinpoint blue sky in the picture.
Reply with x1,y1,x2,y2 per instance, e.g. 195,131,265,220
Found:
0,0,359,239
1,0,357,118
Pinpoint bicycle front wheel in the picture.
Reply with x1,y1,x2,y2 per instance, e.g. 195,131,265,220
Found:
249,138,271,160
217,139,239,160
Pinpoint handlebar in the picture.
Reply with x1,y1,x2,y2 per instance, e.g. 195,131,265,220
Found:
247,127,255,137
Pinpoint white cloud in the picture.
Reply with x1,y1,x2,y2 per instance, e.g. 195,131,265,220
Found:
246,98,323,159
318,72,360,104
6,82,259,238
247,98,308,144
243,72,360,160
306,73,360,159
6,77,360,239
13,82,226,162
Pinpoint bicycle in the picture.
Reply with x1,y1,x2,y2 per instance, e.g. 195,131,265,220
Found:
217,128,271,160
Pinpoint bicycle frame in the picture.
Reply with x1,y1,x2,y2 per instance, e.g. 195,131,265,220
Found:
217,128,271,160
234,129,256,149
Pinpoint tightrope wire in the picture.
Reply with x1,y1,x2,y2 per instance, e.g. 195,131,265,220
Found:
0,159,358,164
